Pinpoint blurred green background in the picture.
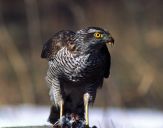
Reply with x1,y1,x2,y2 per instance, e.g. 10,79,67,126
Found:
0,0,163,109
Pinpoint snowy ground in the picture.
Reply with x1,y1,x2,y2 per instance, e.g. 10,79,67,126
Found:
0,105,163,128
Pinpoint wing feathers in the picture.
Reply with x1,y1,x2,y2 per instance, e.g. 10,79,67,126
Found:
41,30,75,60
102,45,111,78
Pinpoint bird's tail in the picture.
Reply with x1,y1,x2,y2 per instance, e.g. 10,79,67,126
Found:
48,105,60,124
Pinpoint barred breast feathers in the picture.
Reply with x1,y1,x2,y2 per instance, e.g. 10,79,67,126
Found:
47,47,96,82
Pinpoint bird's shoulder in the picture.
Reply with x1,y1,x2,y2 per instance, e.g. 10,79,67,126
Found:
41,30,76,60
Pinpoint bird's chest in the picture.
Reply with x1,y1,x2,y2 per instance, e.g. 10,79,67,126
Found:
61,54,104,82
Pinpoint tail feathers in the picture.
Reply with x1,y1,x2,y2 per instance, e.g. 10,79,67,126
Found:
48,105,59,124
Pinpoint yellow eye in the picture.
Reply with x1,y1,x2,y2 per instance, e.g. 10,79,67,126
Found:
94,32,103,39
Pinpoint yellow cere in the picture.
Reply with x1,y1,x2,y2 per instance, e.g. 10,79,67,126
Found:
94,32,103,39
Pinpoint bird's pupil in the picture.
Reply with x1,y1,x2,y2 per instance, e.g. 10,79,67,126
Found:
94,32,101,38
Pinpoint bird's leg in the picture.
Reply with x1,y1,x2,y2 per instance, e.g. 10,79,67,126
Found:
49,79,64,126
59,100,64,121
84,93,90,126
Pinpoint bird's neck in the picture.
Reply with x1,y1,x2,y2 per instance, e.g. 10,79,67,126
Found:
77,47,100,57
74,38,102,56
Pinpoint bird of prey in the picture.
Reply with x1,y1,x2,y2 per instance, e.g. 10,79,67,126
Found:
41,27,114,126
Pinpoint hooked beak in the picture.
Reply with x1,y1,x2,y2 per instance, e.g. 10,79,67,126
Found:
107,35,114,47
103,33,114,46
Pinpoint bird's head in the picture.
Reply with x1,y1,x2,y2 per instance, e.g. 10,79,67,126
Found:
75,27,114,52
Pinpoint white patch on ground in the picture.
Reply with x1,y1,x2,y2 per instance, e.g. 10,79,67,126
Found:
0,105,163,128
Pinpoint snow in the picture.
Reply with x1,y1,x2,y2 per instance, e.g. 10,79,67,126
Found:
0,105,163,128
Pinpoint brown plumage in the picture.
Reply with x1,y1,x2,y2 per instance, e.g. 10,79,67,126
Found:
41,30,76,59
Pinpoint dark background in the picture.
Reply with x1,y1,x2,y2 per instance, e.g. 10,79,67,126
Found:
0,0,163,109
